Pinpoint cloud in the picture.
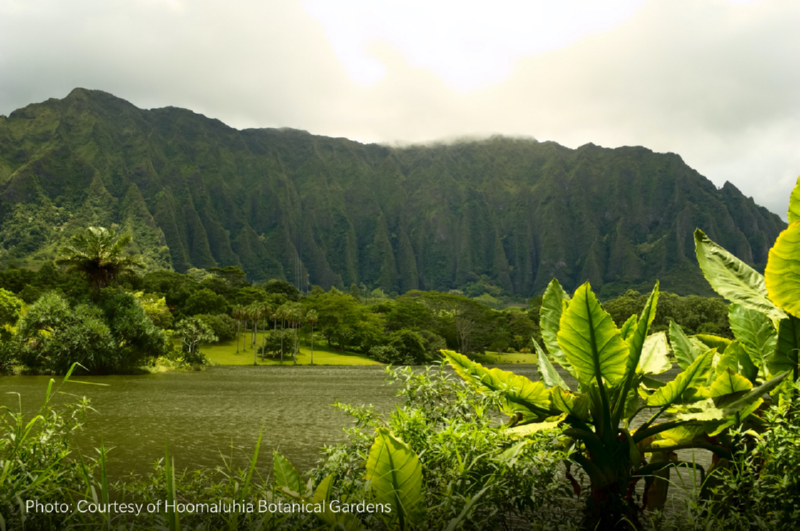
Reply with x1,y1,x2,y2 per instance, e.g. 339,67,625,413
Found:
0,0,798,217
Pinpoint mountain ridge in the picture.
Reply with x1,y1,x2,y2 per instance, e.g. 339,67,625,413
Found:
0,88,785,298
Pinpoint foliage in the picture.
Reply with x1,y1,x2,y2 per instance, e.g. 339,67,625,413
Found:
444,277,789,529
181,287,229,317
310,365,572,530
55,226,144,293
195,313,237,341
0,368,98,530
12,290,168,374
0,287,23,341
604,289,731,337
173,317,217,365
133,290,174,329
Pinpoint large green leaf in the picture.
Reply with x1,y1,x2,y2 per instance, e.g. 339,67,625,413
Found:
366,429,425,530
765,221,800,319
646,350,714,406
311,474,364,530
788,175,800,224
638,332,672,375
444,350,551,421
715,340,741,376
709,369,753,397
769,314,800,380
273,451,302,495
625,282,660,377
540,279,573,374
532,337,569,391
669,321,705,371
557,282,629,388
551,387,590,421
729,303,776,376
694,334,732,353
694,229,787,322
620,315,637,341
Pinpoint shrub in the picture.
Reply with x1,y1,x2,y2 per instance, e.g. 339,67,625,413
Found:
310,365,573,529
196,313,237,341
13,290,168,374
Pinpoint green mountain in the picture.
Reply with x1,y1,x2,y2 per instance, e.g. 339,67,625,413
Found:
0,88,786,297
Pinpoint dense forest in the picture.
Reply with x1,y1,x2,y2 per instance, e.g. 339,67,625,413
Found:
0,89,785,299
0,225,733,374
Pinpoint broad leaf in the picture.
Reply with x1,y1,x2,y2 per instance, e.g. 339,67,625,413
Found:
557,282,629,387
625,282,660,378
366,429,425,530
660,423,704,445
311,474,365,531
507,416,564,437
715,341,741,376
765,221,800,319
646,350,714,406
694,229,786,322
789,175,800,224
694,334,732,353
638,332,672,375
540,279,573,374
620,315,637,341
273,451,302,495
729,303,776,376
669,321,705,370
444,351,551,421
532,337,569,391
551,387,590,421
769,314,800,380
716,370,789,417
709,369,753,397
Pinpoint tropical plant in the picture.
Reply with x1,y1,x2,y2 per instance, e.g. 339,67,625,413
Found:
306,309,318,364
55,226,144,293
693,174,800,385
444,277,788,529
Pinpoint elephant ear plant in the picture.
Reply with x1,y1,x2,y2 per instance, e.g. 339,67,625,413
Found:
444,277,788,529
694,174,800,386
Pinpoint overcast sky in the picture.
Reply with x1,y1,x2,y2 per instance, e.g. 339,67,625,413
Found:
1,0,799,218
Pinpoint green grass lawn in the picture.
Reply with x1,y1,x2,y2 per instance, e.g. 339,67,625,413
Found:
474,352,538,364
202,333,537,367
202,333,380,366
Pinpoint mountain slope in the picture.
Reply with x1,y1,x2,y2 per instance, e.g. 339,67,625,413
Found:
0,89,785,297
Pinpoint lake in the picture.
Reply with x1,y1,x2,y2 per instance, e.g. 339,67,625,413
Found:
0,364,707,490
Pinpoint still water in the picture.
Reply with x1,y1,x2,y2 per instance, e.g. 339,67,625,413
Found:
1,364,706,485
0,366,401,478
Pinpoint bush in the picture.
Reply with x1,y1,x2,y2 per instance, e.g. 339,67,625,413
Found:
309,365,572,529
388,329,428,364
196,313,237,341
12,290,169,374
369,344,404,364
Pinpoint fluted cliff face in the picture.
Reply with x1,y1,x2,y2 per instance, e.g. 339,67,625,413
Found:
0,89,785,297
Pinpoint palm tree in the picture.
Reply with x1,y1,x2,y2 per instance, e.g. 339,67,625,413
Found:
260,301,273,360
232,305,246,353
247,303,263,365
306,309,318,365
277,303,290,363
291,304,303,364
55,227,144,293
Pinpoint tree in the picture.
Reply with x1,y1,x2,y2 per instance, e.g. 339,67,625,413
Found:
55,227,144,293
263,279,300,301
306,309,318,364
174,317,217,365
182,288,228,316
0,288,23,338
12,290,168,374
